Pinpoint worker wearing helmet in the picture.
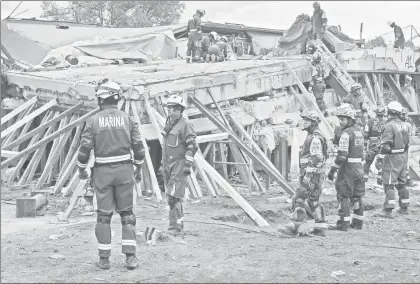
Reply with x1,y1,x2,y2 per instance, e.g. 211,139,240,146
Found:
343,82,369,127
327,104,365,231
200,32,217,63
399,107,415,187
186,9,205,63
162,95,198,232
363,106,387,182
387,21,405,49
206,36,230,63
278,109,328,237
374,101,409,218
309,75,327,114
78,79,145,270
311,1,328,40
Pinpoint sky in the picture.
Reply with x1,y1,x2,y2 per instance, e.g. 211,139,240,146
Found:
1,1,420,41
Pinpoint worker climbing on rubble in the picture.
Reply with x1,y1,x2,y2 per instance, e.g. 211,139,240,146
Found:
374,101,410,219
278,109,328,237
399,107,415,187
388,21,405,49
311,1,328,40
343,82,371,127
309,76,327,115
327,104,365,231
186,9,205,63
77,79,145,270
363,106,386,182
200,31,218,62
162,94,198,232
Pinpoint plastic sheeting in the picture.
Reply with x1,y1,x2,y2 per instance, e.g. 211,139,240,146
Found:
247,31,280,55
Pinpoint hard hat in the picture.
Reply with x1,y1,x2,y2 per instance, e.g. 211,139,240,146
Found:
96,81,121,99
387,21,395,27
313,1,320,8
316,77,324,83
375,106,386,116
387,101,403,114
336,103,356,120
406,75,412,81
300,109,321,123
210,31,218,38
165,94,186,108
220,36,228,42
196,9,205,16
350,82,362,92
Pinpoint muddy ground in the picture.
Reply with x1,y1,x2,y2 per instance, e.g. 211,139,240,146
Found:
1,182,420,283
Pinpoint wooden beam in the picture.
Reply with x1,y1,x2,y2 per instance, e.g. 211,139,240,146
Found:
1,108,100,169
2,103,36,148
372,74,385,106
1,150,19,158
57,123,83,181
0,96,38,126
1,99,58,140
3,102,84,150
364,74,377,106
196,132,229,143
54,150,78,194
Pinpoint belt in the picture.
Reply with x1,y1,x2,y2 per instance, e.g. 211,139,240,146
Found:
390,148,404,154
347,158,362,163
94,160,132,168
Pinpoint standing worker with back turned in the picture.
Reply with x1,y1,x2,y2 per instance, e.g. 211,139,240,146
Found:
186,9,205,63
162,95,198,232
311,1,328,40
388,21,405,49
77,80,145,270
374,101,410,218
327,104,366,231
278,109,328,237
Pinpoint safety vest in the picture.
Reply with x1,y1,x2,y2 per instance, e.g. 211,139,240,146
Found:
188,17,201,33
339,125,364,162
299,129,327,172
367,118,384,139
382,118,406,153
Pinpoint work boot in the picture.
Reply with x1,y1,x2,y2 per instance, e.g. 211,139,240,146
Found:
328,223,348,232
126,254,139,270
309,227,327,236
210,54,217,63
277,223,299,237
349,223,363,230
397,208,409,215
97,257,110,270
373,209,394,219
186,57,191,64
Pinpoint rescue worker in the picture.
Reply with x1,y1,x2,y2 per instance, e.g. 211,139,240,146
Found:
186,9,205,63
309,76,327,114
343,82,370,127
311,1,328,40
278,109,328,237
388,21,405,49
400,107,415,187
78,80,145,270
327,104,365,231
201,31,218,62
374,101,410,218
207,36,229,63
162,95,198,232
363,106,386,181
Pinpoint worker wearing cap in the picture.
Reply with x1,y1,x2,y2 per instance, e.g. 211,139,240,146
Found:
343,82,369,127
187,9,205,63
363,106,386,182
328,104,365,231
78,79,145,270
374,101,409,219
388,21,405,49
278,109,328,237
162,95,198,232
400,107,415,187
311,1,328,40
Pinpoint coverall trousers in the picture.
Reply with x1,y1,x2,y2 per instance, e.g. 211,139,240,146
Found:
92,163,137,257
187,31,201,60
381,153,409,210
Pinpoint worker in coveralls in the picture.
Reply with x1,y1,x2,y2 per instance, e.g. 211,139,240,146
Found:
374,101,410,218
388,21,405,49
309,76,327,114
343,82,370,128
278,109,328,237
363,106,386,182
311,1,328,40
162,95,198,232
77,80,145,270
400,107,415,187
206,36,229,63
200,31,218,61
186,9,205,63
328,104,365,231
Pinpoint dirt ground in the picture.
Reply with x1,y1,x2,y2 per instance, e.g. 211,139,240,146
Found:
1,182,420,283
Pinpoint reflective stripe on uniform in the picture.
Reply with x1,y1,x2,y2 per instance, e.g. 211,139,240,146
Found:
134,160,144,165
351,214,364,220
401,199,410,203
185,155,194,162
300,158,309,163
98,243,112,250
77,161,87,168
388,200,396,204
390,148,404,153
96,154,131,163
314,222,328,228
121,240,136,247
343,216,351,221
377,154,385,159
347,158,362,163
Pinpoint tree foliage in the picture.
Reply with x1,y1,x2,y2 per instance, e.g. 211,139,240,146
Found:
40,1,186,27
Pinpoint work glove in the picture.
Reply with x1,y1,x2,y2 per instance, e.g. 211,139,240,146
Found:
363,174,369,183
134,166,142,183
308,86,313,92
327,167,338,181
79,167,88,180
377,177,383,185
183,165,192,176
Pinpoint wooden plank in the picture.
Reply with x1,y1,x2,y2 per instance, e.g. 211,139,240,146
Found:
62,153,95,197
190,168,203,198
54,150,78,194
364,74,377,106
57,123,83,182
280,138,288,178
1,150,19,158
219,142,229,179
0,96,38,125
195,154,270,227
3,102,84,150
196,132,229,143
186,176,198,199
1,99,58,140
2,103,36,147
1,108,100,169
372,74,385,106
131,100,162,202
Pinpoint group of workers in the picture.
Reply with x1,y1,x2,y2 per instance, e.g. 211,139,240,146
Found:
278,85,414,236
